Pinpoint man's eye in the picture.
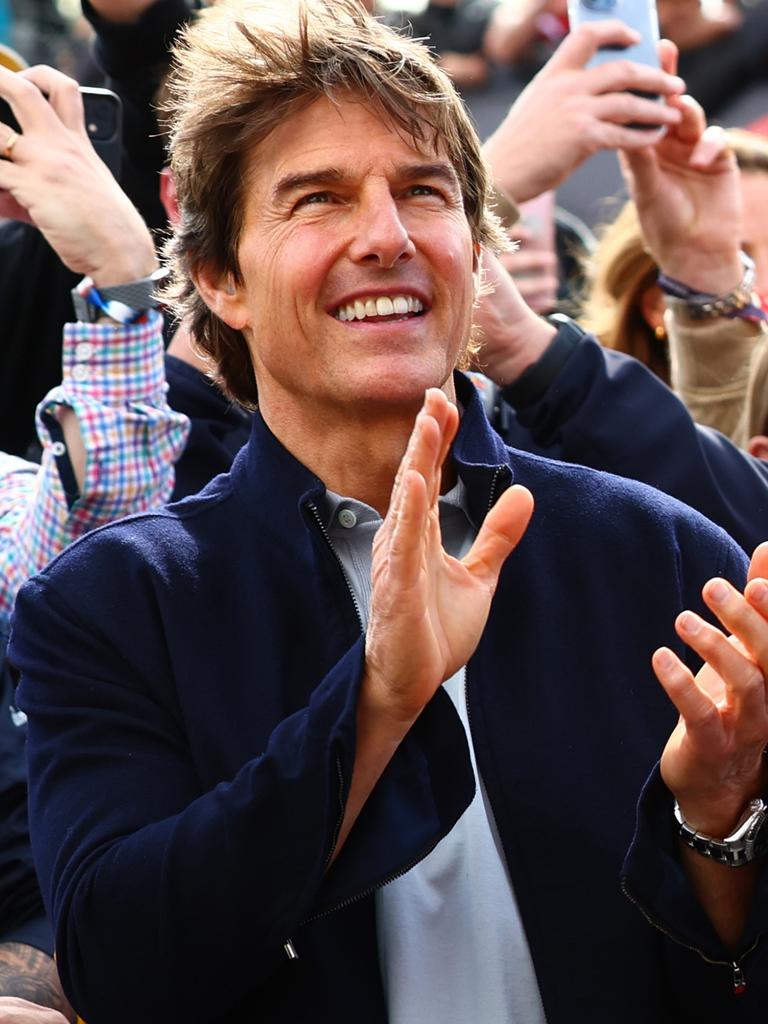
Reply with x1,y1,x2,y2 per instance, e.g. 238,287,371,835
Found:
409,185,438,197
296,192,331,208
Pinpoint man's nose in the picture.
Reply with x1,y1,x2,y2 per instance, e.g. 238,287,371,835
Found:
347,192,416,268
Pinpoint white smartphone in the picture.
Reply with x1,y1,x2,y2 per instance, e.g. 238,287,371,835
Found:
567,0,661,71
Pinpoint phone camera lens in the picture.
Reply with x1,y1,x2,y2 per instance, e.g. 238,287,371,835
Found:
582,0,617,10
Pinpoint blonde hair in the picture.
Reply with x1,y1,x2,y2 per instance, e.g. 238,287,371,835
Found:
162,0,506,407
579,203,669,382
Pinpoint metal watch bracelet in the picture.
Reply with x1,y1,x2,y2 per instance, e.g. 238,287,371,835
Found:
674,797,768,867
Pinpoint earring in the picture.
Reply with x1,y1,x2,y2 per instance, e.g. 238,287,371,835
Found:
654,324,666,341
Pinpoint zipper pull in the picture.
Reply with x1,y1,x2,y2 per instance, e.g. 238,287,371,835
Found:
284,939,299,961
733,961,746,995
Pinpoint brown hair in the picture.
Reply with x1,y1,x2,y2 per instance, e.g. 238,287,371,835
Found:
162,0,506,408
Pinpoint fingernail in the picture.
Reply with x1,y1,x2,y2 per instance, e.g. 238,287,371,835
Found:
655,647,675,672
678,611,701,635
749,579,768,602
707,579,728,605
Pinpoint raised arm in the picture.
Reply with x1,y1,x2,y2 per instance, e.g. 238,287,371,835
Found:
0,64,188,620
481,20,685,204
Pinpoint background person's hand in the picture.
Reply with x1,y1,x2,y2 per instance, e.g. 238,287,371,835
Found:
482,20,686,204
0,998,69,1023
0,65,156,286
620,44,743,296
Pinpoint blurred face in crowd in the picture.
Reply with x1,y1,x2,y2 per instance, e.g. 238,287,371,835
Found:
200,95,477,425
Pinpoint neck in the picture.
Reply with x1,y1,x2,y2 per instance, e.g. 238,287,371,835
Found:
258,380,459,515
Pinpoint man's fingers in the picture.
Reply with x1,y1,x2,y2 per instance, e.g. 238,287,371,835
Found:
675,605,768,723
581,56,684,99
387,468,429,591
591,92,681,129
748,540,768,583
658,38,679,77
666,92,706,146
388,390,448,527
699,577,768,676
462,484,533,586
19,64,86,135
551,21,643,71
689,124,733,171
618,144,658,197
652,646,721,738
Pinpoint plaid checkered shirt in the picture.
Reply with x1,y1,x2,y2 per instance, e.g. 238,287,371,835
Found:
0,311,190,627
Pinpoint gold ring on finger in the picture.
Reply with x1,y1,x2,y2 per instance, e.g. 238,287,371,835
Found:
2,129,19,159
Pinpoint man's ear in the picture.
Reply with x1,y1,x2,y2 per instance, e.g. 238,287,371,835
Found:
193,263,249,331
159,168,180,227
748,434,768,461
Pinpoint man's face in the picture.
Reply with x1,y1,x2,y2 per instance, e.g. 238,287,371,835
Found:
205,95,477,425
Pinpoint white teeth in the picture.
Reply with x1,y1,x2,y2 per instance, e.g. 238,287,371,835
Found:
335,294,425,322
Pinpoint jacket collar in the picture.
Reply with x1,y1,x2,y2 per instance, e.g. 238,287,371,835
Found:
233,371,513,526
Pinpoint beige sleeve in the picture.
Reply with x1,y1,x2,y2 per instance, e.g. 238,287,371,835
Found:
667,308,768,448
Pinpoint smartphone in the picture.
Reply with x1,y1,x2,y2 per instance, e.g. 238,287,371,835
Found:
566,0,661,70
0,86,123,179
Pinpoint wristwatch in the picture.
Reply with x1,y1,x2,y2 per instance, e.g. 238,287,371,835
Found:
71,267,169,324
674,797,768,867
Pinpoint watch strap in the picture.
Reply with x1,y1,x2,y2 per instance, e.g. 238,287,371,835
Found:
674,797,768,867
71,268,168,324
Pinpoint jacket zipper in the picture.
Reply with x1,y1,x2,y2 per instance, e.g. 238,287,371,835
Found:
289,473,506,955
620,879,760,994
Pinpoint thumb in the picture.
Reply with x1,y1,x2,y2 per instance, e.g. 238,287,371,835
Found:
462,484,534,586
748,540,768,583
618,145,659,203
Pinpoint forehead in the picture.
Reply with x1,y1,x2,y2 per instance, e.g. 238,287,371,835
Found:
244,94,457,198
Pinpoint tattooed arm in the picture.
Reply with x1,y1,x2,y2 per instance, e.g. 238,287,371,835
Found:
0,946,74,1022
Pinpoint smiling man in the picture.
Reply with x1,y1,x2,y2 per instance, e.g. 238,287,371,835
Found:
8,2,768,1022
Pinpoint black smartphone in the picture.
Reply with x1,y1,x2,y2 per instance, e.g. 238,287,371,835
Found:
0,85,123,179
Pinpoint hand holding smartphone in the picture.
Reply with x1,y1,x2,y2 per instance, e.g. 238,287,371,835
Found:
0,85,123,179
567,0,663,125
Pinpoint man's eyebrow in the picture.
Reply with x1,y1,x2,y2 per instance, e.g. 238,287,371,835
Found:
395,162,461,191
270,162,461,203
271,168,346,203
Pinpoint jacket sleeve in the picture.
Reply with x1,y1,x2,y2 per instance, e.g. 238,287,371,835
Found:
667,313,766,447
0,645,52,953
9,566,472,1024
622,537,768,1017
500,331,768,555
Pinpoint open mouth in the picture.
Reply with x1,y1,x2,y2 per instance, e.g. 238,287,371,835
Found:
334,294,427,323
